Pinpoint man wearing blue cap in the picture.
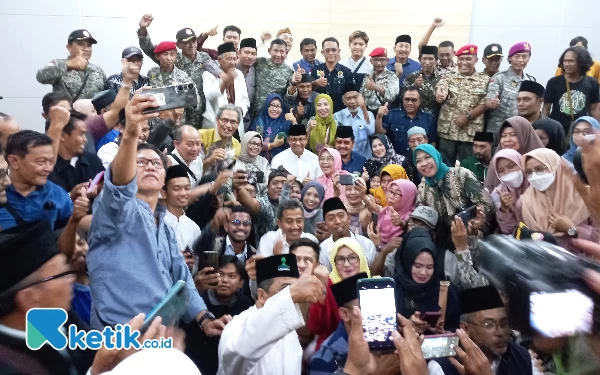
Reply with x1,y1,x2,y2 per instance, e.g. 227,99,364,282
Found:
105,46,149,97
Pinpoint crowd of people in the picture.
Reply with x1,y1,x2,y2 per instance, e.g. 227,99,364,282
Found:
1,14,600,375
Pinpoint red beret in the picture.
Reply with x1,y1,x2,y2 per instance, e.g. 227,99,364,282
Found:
369,47,387,57
455,44,478,57
153,41,177,55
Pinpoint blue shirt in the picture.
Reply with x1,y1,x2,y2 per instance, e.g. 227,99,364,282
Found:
386,57,421,88
311,63,353,113
71,283,92,324
293,58,323,76
0,181,73,231
382,108,437,156
341,151,367,174
334,108,376,159
87,166,206,329
96,129,119,151
309,321,349,375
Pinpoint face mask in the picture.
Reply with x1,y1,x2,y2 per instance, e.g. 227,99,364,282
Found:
527,172,555,192
499,171,523,188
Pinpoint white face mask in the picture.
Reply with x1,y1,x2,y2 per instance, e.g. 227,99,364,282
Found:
527,172,555,192
499,171,523,188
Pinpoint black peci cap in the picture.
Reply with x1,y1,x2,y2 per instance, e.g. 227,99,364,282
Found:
256,254,300,285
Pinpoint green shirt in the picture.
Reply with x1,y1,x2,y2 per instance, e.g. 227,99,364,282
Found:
460,155,488,182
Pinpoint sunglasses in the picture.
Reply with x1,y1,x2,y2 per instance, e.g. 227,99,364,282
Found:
18,270,76,291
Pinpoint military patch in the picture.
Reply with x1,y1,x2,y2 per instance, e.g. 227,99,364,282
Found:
491,46,498,52
83,30,90,37
511,80,518,88
186,28,192,35
337,71,344,78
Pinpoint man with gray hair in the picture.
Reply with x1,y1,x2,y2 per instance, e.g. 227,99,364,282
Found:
257,199,318,257
0,112,20,151
200,104,242,176
168,125,203,187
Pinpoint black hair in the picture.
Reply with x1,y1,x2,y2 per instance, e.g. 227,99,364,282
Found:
63,110,87,135
223,25,241,37
6,130,52,158
219,255,248,281
569,36,588,49
289,238,320,260
300,38,317,52
403,87,422,100
439,40,454,49
559,46,594,76
42,92,71,115
137,143,168,168
336,133,355,141
322,37,339,48
230,205,250,215
270,38,287,49
276,199,303,220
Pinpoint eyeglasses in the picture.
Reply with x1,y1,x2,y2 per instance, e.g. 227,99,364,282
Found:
323,48,338,54
136,158,164,169
319,157,334,162
469,320,510,331
248,142,262,148
403,98,418,103
387,189,402,198
334,254,360,266
231,219,253,227
269,103,282,109
218,118,240,125
524,165,549,177
573,129,594,136
288,137,306,144
18,270,76,290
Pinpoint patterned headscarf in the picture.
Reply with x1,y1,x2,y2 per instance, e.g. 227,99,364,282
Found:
370,134,405,166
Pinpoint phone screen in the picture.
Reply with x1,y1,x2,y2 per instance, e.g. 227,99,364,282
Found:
456,206,477,226
421,335,459,359
140,280,188,333
359,278,397,350
530,290,594,337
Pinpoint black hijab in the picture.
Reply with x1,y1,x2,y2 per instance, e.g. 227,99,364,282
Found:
532,118,567,155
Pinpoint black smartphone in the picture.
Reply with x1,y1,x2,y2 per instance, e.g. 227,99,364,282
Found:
141,83,198,114
226,160,237,170
456,205,477,226
530,290,594,337
421,311,442,326
339,174,356,186
201,251,219,273
421,333,460,359
358,277,397,351
248,171,264,184
140,280,188,333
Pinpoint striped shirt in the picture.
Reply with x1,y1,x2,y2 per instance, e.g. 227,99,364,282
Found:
105,73,149,97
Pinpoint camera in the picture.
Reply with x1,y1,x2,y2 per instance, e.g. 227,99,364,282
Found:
477,235,600,336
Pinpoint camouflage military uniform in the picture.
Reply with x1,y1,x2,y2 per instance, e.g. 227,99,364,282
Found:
250,57,293,118
486,68,536,136
403,69,443,118
436,71,490,142
359,68,400,111
147,66,192,87
139,32,218,129
36,58,107,100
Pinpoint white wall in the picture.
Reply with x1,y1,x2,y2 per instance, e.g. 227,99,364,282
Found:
470,0,600,86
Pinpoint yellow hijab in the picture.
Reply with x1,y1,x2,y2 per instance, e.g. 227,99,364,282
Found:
372,164,409,207
329,237,371,283
309,94,337,153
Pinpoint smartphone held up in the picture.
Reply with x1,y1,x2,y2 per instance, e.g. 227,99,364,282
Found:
358,277,397,351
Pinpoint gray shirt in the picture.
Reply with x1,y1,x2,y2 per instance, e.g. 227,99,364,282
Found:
87,166,206,329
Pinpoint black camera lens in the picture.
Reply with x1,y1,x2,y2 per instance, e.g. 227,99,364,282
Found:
176,85,184,92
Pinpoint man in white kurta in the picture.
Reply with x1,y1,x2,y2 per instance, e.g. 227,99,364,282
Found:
202,42,250,136
167,125,204,188
270,125,321,182
217,254,322,375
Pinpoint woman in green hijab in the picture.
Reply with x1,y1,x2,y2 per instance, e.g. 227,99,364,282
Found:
307,94,337,153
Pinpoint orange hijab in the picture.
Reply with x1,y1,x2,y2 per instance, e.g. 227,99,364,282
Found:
372,164,409,207
520,148,590,236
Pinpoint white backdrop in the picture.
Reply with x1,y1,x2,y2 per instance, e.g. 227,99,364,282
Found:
0,0,597,133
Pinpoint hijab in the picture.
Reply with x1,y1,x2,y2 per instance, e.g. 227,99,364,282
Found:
309,94,337,153
413,144,450,187
301,181,325,218
485,116,544,191
370,134,405,166
372,164,409,207
520,148,590,236
491,149,528,204
532,118,567,155
238,131,262,163
316,147,349,201
329,237,371,283
563,116,600,163
377,179,418,244
256,93,291,144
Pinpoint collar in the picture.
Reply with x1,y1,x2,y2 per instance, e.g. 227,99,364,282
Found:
7,183,45,197
392,57,415,66
0,323,26,340
165,208,185,222
402,109,422,119
118,72,142,85
340,108,364,119
419,69,438,78
207,289,238,307
329,231,356,243
54,153,89,172
302,58,320,66
225,235,248,257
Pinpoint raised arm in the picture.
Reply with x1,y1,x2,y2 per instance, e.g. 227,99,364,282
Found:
137,14,159,65
417,18,445,52
45,106,71,163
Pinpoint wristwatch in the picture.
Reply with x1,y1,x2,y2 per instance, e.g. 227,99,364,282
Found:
198,311,216,331
567,226,578,238
465,111,473,121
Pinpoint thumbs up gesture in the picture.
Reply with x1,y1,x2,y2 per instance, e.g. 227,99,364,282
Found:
72,187,90,222
296,102,305,117
486,94,501,109
302,172,312,185
377,102,389,118
390,207,405,227
285,108,298,124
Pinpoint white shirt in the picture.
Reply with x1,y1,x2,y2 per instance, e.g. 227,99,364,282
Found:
270,148,322,182
339,56,373,74
202,68,250,137
97,142,119,169
257,229,318,257
164,210,201,253
319,232,377,272
224,235,248,262
218,287,304,375
168,148,204,189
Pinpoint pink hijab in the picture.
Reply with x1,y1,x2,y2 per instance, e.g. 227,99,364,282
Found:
316,147,349,202
377,179,418,244
491,149,528,206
